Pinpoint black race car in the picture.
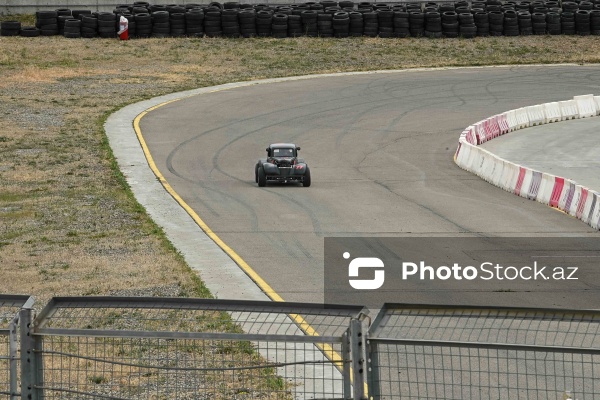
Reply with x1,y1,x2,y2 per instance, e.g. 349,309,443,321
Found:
255,143,311,187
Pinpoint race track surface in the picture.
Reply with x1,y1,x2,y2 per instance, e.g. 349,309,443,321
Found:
482,116,600,191
140,65,600,309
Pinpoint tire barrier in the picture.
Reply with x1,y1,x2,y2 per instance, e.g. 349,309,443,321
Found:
0,20,21,36
5,0,600,39
454,94,600,231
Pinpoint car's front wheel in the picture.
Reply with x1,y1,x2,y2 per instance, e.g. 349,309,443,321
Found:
258,167,267,187
303,167,311,187
255,164,259,183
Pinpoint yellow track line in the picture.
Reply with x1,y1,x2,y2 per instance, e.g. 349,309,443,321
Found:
133,98,285,302
133,96,359,390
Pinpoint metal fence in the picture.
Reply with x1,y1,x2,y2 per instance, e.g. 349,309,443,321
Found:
3,296,600,399
0,295,34,400
25,297,368,400
367,304,600,400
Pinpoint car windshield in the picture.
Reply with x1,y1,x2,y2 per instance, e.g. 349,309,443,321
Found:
272,148,294,157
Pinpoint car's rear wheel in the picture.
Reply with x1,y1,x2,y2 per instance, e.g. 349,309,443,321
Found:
303,167,311,187
258,167,267,187
255,163,259,183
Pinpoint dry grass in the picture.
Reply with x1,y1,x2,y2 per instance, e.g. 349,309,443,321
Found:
0,34,599,309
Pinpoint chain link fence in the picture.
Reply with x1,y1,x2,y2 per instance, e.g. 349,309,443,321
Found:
2,296,599,399
25,297,367,400
0,295,34,400
367,304,600,399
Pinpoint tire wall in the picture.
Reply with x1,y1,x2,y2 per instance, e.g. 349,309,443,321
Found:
0,0,336,14
454,94,600,231
1,0,261,14
3,1,600,38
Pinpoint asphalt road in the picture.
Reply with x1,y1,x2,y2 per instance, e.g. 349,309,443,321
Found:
140,65,600,309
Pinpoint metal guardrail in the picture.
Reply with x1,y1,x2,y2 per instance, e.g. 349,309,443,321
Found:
0,295,34,400
2,296,600,399
367,304,600,399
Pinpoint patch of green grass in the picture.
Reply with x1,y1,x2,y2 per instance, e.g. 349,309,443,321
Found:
88,375,108,385
0,192,27,202
261,367,288,391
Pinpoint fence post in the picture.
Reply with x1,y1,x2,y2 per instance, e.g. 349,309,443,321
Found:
350,318,367,400
367,339,380,400
342,330,352,398
9,317,19,400
19,308,39,400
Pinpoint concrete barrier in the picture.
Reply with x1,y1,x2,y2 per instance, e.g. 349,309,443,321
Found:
543,102,562,123
559,100,579,120
574,94,597,118
526,104,546,126
454,94,600,231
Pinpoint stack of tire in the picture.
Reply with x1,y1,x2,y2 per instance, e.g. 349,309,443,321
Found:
546,12,561,35
317,12,333,37
20,26,40,37
562,2,579,14
151,10,169,37
131,4,148,15
348,11,363,36
238,9,256,38
332,11,350,37
531,12,546,34
392,10,409,37
134,1,150,10
0,20,21,36
224,2,239,9
72,9,92,20
340,1,355,10
442,11,459,38
170,13,186,37
288,12,305,37
96,11,116,38
256,10,272,37
36,10,59,36
409,11,425,37
221,9,240,37
268,13,285,38
81,14,99,38
301,10,318,36
518,11,533,35
474,11,490,36
135,12,153,38
377,9,394,38
310,3,324,12
503,10,519,35
561,11,576,35
363,11,378,37
592,11,600,35
56,9,71,35
576,10,592,35
459,12,477,38
63,18,81,38
439,3,455,14
424,11,442,38
488,11,504,35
